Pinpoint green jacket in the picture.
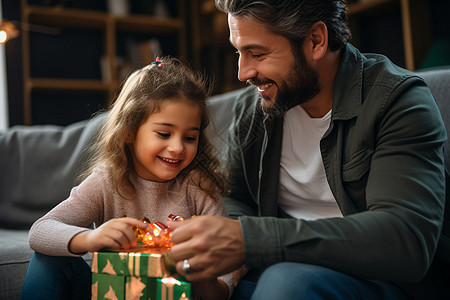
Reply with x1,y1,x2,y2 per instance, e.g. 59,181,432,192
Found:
224,44,447,287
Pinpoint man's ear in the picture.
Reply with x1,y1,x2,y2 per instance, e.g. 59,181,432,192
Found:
308,21,328,61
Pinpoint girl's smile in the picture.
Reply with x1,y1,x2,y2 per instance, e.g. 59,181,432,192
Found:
158,156,182,167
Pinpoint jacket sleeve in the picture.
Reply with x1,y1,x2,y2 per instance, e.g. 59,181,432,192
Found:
237,79,446,283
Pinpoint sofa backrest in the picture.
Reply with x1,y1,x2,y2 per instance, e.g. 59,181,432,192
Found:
0,89,244,230
416,68,450,169
416,67,450,264
0,113,105,229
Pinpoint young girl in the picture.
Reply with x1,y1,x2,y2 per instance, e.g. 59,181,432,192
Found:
21,57,232,300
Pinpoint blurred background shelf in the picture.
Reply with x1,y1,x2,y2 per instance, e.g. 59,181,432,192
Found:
18,0,187,125
347,0,434,71
2,0,449,126
28,78,110,91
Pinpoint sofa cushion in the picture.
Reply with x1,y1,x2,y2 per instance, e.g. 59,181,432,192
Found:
0,228,93,299
0,113,105,229
0,229,31,299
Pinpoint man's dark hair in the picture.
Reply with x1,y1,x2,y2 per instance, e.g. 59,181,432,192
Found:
214,0,351,52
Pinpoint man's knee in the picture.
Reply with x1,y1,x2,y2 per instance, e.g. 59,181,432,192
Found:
253,262,332,298
252,262,408,300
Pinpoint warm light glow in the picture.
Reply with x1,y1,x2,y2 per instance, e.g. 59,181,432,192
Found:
153,228,160,236
0,31,7,43
133,215,178,248
0,19,20,43
161,277,181,286
143,235,153,241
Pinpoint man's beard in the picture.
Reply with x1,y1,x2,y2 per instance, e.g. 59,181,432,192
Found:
248,50,320,118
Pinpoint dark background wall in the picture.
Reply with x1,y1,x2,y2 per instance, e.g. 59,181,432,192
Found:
3,0,450,126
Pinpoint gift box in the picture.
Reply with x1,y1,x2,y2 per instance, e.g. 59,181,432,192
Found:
91,244,192,300
157,277,192,300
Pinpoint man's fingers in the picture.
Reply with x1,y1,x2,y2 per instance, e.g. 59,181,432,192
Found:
167,218,189,230
169,237,200,262
177,254,216,275
169,217,210,260
167,218,195,244
168,216,245,282
176,260,220,282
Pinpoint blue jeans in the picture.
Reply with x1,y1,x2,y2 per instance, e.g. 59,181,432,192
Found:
21,252,91,300
232,262,410,300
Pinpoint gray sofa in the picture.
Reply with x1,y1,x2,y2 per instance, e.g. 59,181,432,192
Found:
1,69,449,299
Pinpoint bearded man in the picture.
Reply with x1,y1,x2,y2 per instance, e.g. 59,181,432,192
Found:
169,1,449,299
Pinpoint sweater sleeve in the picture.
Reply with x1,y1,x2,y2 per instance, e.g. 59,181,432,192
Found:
28,168,106,256
218,273,234,299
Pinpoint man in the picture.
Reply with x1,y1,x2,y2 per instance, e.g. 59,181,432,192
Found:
169,0,449,298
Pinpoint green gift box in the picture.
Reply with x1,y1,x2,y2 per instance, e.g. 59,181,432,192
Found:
91,244,176,277
92,272,161,300
157,277,192,300
91,244,192,300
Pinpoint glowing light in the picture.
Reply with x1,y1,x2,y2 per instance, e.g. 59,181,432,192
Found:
132,214,182,248
161,277,181,300
161,277,181,286
0,20,20,43
0,31,7,43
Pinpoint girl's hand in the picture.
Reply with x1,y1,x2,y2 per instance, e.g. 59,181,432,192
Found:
193,278,229,300
69,217,148,254
233,265,248,287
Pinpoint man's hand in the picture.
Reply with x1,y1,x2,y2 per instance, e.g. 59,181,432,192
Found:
168,216,245,281
69,217,148,254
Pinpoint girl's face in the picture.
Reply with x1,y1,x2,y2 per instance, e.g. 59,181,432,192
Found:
128,97,202,182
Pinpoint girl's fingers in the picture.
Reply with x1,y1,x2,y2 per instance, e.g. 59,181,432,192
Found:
116,218,145,248
118,217,148,230
101,230,129,249
97,218,141,249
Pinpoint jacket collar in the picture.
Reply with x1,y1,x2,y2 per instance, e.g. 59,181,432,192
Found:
331,43,364,121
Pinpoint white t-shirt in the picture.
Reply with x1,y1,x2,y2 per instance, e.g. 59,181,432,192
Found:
278,105,343,220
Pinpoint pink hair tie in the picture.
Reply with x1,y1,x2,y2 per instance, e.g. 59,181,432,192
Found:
150,57,165,67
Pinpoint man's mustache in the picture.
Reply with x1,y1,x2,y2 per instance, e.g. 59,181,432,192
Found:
247,78,275,86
